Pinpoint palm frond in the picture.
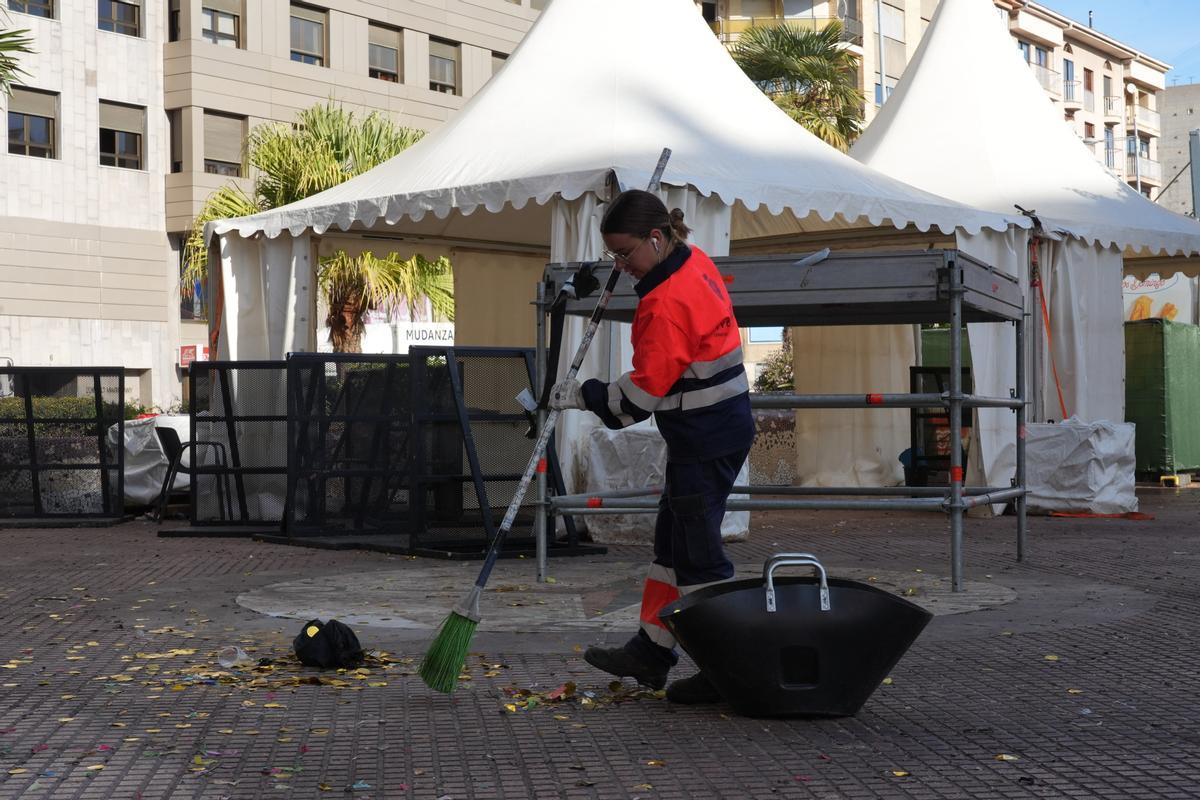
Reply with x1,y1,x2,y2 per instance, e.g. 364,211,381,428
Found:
732,21,864,149
0,25,36,96
181,185,260,285
318,250,454,352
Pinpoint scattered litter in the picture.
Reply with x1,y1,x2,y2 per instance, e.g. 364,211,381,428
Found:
217,646,252,669
995,754,1020,762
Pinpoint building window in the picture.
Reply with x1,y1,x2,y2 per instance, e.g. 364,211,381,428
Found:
202,3,241,47
429,38,459,94
9,0,54,19
880,1,905,41
168,109,183,173
99,0,141,37
748,327,784,343
1034,46,1048,68
203,110,245,176
7,87,57,158
290,4,326,65
368,24,400,82
1084,122,1095,139
99,100,145,170
1017,40,1030,62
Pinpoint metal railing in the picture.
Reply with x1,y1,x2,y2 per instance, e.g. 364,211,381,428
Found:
1134,104,1161,130
710,15,863,45
1127,154,1162,183
1029,62,1061,95
1104,95,1123,116
1062,79,1080,103
0,366,125,519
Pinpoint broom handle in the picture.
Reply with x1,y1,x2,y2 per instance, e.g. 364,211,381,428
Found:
471,148,672,590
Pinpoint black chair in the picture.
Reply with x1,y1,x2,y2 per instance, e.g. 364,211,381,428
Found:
153,426,233,522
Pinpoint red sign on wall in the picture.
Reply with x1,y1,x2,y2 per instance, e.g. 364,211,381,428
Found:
179,345,210,367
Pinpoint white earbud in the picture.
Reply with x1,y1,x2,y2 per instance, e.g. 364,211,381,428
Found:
652,238,660,253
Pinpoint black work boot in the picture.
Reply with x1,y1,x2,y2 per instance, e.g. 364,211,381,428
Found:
584,632,676,690
666,671,722,704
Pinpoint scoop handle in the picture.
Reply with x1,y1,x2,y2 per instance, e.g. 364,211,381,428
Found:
764,553,831,613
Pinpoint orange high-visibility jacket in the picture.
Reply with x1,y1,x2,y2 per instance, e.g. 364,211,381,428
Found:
581,244,754,462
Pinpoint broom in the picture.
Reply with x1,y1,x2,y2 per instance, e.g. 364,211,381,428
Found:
419,148,673,693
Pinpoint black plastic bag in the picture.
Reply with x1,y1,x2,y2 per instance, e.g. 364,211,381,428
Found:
293,619,364,669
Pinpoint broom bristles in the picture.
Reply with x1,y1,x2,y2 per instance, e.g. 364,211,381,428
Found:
419,611,479,693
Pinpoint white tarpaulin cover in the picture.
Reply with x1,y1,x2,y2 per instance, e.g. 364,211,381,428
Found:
1024,419,1138,515
106,415,191,505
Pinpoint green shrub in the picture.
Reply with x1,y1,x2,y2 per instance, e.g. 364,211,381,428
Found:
753,333,794,393
0,395,134,436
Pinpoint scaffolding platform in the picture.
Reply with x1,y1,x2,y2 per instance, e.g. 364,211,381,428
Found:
541,249,1027,591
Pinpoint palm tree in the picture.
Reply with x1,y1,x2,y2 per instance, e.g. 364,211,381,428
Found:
320,251,454,354
183,102,451,351
0,14,35,96
732,21,865,151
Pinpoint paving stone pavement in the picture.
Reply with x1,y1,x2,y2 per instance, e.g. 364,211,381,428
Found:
0,488,1198,799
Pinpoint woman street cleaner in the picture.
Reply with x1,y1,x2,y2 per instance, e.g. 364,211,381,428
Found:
549,189,755,704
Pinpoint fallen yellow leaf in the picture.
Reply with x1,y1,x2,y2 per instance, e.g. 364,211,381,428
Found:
892,770,910,777
1067,688,1084,694
646,759,666,767
881,677,893,685
1044,654,1060,661
995,754,1020,762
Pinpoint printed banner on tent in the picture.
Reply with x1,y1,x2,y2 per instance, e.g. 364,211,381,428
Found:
1122,273,1198,325
318,322,454,354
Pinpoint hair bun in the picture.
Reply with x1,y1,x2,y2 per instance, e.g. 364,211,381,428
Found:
668,208,691,240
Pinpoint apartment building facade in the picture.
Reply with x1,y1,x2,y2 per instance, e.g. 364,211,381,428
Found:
1157,82,1200,217
2,0,538,407
707,0,1170,198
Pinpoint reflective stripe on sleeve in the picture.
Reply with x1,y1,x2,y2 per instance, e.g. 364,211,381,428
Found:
617,372,664,414
683,346,744,379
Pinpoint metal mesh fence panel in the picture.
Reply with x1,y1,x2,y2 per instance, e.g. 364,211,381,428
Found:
0,367,124,518
409,347,540,553
189,362,288,524
286,354,412,534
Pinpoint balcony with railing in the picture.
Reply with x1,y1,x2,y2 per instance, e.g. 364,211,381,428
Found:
1029,62,1061,96
711,15,863,46
1104,95,1123,119
1062,80,1081,108
1133,104,1161,132
1127,154,1162,184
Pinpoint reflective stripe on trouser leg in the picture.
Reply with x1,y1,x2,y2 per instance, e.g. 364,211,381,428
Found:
638,562,679,648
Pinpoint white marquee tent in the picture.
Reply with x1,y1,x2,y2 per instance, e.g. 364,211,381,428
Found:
206,0,1029,519
851,0,1200,501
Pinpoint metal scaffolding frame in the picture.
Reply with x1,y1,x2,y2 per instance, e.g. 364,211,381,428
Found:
537,249,1027,591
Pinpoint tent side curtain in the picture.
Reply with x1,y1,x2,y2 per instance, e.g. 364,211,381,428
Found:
204,112,244,164
99,101,146,135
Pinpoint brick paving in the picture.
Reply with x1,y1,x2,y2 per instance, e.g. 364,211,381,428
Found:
0,488,1198,799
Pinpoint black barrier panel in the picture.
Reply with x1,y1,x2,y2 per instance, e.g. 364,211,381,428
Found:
0,367,124,519
285,354,412,534
189,362,288,524
409,346,558,555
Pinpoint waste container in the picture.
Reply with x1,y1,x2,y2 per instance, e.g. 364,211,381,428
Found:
660,553,931,718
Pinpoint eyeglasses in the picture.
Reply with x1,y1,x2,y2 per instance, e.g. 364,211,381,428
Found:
602,237,649,264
